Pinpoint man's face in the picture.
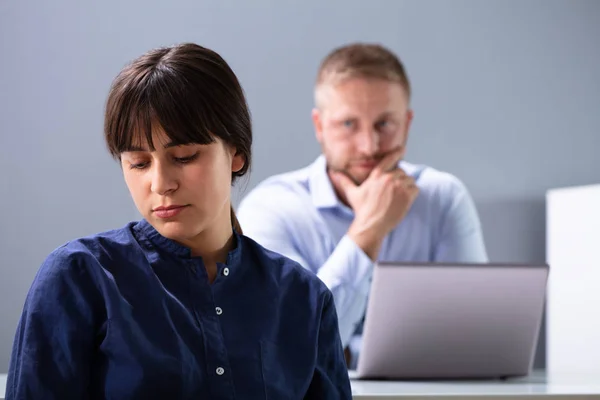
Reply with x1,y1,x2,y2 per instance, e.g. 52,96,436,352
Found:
312,77,413,185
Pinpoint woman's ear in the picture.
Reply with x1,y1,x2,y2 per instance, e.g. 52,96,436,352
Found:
231,149,245,173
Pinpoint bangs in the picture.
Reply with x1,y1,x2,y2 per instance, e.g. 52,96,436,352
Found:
105,62,218,157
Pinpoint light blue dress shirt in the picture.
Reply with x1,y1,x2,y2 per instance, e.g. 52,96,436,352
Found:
237,155,488,363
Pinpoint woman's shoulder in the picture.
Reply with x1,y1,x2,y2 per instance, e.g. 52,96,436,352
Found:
18,225,143,336
38,222,139,279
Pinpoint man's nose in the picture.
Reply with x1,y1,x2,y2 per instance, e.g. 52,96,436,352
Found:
356,129,379,156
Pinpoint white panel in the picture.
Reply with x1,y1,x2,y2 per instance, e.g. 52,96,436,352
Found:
546,184,600,375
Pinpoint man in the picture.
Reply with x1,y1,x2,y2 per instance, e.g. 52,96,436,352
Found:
237,42,488,367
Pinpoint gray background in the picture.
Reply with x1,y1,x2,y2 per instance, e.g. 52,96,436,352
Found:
1,0,599,373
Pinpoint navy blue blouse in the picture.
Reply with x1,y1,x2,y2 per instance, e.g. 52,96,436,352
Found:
7,219,351,399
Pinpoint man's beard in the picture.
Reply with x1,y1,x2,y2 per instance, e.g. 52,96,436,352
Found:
326,163,372,186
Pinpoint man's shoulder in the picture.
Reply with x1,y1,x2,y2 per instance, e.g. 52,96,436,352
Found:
241,235,331,297
403,161,470,198
251,164,312,193
238,161,317,210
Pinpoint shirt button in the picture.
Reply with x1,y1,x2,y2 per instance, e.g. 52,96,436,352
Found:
223,267,230,276
216,367,225,376
215,306,223,315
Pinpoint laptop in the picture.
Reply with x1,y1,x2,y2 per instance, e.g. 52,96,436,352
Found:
355,262,549,380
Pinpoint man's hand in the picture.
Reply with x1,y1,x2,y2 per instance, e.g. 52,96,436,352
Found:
330,148,419,260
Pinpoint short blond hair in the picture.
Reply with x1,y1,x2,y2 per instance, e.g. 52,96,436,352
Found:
315,43,411,106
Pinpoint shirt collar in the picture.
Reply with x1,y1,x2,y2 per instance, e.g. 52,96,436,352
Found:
308,155,344,210
132,219,243,266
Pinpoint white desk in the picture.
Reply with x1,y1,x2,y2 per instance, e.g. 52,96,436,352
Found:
350,370,600,399
2,371,600,399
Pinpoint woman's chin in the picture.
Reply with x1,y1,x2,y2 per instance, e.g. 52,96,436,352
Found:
152,220,197,241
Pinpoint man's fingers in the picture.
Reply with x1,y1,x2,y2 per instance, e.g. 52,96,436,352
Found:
390,173,418,190
372,148,404,176
389,169,407,179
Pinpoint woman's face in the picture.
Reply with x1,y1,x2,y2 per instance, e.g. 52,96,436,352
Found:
120,128,244,244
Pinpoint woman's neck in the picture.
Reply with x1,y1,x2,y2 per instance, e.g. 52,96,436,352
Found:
194,230,236,283
184,206,236,283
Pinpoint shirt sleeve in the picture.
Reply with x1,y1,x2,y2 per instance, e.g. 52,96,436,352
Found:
6,247,104,400
237,187,373,347
315,236,373,347
434,179,489,263
304,290,353,399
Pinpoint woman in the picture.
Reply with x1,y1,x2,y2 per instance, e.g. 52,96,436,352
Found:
6,43,352,399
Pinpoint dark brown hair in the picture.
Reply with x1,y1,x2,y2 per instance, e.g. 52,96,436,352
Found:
316,42,411,100
104,43,251,233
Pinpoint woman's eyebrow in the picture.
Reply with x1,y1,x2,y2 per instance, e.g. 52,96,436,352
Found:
123,142,185,152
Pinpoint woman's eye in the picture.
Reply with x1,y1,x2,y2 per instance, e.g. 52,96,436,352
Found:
174,152,199,164
130,162,149,170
